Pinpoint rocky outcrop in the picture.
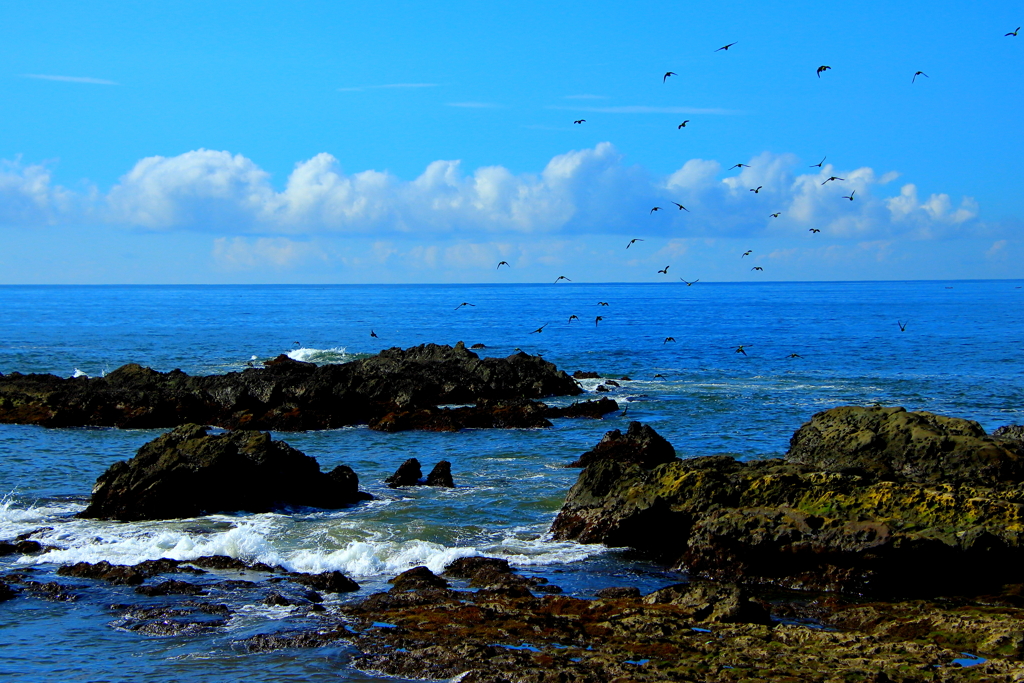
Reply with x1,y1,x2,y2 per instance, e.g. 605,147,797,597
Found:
385,459,456,488
566,420,675,468
79,424,372,521
368,397,618,433
0,342,581,430
424,461,454,487
552,407,1024,596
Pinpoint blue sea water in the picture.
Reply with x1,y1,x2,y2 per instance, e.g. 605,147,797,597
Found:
0,281,1021,682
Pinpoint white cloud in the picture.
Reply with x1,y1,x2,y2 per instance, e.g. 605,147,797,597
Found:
0,158,85,226
548,105,737,115
212,237,325,270
22,74,118,85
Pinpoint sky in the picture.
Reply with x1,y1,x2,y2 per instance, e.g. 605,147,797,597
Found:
0,0,1021,284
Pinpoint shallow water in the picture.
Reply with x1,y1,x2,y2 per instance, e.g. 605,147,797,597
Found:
1,281,1021,681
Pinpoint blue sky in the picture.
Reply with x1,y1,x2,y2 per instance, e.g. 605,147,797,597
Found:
0,1,1020,283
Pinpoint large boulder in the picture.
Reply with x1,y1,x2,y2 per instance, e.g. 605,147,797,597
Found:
80,424,372,521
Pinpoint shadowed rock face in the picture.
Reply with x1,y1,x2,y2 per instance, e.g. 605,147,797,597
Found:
552,408,1024,597
79,424,372,521
0,342,582,430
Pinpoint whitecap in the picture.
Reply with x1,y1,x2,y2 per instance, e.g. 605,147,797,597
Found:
286,346,351,364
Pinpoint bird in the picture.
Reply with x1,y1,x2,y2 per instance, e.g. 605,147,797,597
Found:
663,71,676,82
716,42,737,51
595,316,603,326
370,330,378,338
627,238,644,248
810,156,826,168
598,301,609,306
454,302,476,310
497,261,509,268
1006,27,1020,36
750,186,762,193
728,163,750,170
897,320,907,332
531,323,550,334
574,119,586,124
787,353,802,359
672,202,689,211
842,190,856,201
568,315,579,323
555,275,571,283
680,278,698,286
678,120,689,129
912,71,928,83
293,341,301,346
751,266,763,271
809,228,820,233
742,250,752,257
664,337,676,344
822,176,844,185
817,65,831,77
650,206,663,213
770,213,781,218
658,266,670,274
736,345,747,355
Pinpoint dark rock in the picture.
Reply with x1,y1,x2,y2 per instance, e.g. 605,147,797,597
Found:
594,586,641,600
388,566,449,592
787,406,1024,485
642,581,772,624
544,398,618,419
135,580,206,597
385,458,423,487
20,581,77,602
57,561,146,585
0,342,581,430
0,539,43,556
573,371,601,379
470,343,486,349
425,461,454,487
187,555,273,571
443,556,512,579
289,570,360,594
994,424,1024,447
265,591,301,607
604,380,620,387
595,384,610,392
566,421,676,468
0,581,17,601
302,589,324,603
79,424,372,521
620,376,632,381
370,398,554,432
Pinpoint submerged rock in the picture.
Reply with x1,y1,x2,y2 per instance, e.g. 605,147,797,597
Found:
424,461,454,487
79,424,372,521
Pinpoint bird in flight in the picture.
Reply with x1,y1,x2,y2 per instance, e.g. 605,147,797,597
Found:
568,315,579,323
729,163,750,170
497,261,509,269
822,176,844,185
678,120,689,128
842,190,856,201
663,71,676,82
531,323,549,334
912,71,928,83
742,250,752,257
680,278,699,286
809,228,821,233
454,302,476,310
554,275,572,283
598,301,610,306
716,42,737,51
751,266,763,271
658,266,670,274
750,186,763,194
736,345,747,355
650,206,663,213
770,213,781,218
595,316,604,326
817,65,831,77
672,202,689,211
293,341,301,346
787,353,802,359
627,238,644,249
810,156,826,168
664,337,676,344
1006,27,1020,36
370,330,378,338
897,320,908,332
574,119,586,124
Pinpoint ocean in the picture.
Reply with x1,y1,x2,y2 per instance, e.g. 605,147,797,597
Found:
1,281,1021,681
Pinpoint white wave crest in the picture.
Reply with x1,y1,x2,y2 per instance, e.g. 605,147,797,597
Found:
286,346,351,364
72,368,88,378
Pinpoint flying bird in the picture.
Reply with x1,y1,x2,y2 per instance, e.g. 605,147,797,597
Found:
672,202,689,211
627,238,644,248
897,320,908,332
736,345,747,355
678,120,689,128
817,65,831,77
912,71,928,83
658,266,670,274
787,353,802,359
370,330,378,338
554,275,572,283
664,337,676,344
531,323,550,334
598,301,609,306
574,119,586,124
1006,27,1020,36
842,190,856,201
728,163,750,170
454,302,476,310
568,315,579,323
293,341,301,346
751,266,763,271
810,156,826,168
680,278,699,286
650,206,663,213
770,213,781,218
822,176,845,185
750,186,762,193
715,42,737,51
497,261,509,268
663,71,676,82
742,250,752,257
809,228,820,233
595,316,603,326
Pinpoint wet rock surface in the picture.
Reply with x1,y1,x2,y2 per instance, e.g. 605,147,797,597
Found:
552,408,1024,596
0,342,581,430
79,424,372,521
385,459,456,488
368,397,617,433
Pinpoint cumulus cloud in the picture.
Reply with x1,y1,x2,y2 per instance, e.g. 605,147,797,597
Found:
212,237,326,270
0,158,86,226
